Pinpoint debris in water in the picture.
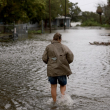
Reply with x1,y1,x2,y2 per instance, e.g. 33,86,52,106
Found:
5,104,11,109
89,41,110,46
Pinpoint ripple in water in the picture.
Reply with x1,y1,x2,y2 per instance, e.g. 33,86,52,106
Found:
0,29,110,110
46,94,74,106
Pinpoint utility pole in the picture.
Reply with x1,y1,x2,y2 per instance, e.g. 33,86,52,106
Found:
49,0,51,33
64,0,66,30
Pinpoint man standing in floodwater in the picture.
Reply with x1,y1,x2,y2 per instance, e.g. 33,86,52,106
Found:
42,33,74,104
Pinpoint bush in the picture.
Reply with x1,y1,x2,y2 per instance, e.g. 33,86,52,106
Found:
28,30,42,34
81,20,110,27
101,24,110,27
36,30,41,34
81,20,100,26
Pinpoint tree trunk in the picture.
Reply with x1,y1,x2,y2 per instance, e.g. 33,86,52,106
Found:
99,14,102,24
3,22,6,33
44,20,47,28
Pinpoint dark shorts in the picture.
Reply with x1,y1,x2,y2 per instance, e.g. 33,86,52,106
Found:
48,75,67,86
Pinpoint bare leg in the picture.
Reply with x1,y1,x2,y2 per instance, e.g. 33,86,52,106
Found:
51,84,57,102
60,85,66,95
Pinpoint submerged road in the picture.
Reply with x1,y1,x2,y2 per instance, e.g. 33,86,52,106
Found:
0,27,110,110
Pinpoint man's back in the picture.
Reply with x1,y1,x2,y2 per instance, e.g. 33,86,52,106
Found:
42,40,74,77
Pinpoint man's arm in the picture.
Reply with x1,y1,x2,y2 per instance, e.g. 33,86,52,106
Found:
42,47,48,64
66,46,74,64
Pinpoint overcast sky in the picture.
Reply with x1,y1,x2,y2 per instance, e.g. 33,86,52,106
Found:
69,0,107,12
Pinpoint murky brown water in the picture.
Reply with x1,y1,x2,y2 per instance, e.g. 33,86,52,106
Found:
0,26,110,110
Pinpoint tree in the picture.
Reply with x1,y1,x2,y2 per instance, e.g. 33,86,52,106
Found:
68,2,81,21
108,0,110,6
23,0,45,23
42,0,71,28
0,0,82,25
103,3,110,24
104,0,110,24
96,6,103,24
96,2,110,25
81,11,100,23
43,0,71,20
0,0,45,24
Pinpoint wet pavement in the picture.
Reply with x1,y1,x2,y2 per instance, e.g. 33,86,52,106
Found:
0,25,110,110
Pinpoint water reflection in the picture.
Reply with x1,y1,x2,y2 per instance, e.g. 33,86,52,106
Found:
0,27,110,110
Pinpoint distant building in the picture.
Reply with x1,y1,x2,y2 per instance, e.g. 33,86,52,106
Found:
53,16,71,28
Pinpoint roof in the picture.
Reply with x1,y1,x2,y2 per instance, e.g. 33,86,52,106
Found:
55,16,71,19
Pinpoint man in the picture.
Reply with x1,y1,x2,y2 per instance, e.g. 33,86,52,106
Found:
42,33,74,104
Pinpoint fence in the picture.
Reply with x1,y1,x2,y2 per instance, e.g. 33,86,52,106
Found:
0,22,39,33
0,22,41,41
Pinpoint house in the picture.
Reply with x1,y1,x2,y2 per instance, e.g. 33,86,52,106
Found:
53,16,71,28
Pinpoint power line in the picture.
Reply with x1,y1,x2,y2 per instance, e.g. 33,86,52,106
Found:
79,2,97,7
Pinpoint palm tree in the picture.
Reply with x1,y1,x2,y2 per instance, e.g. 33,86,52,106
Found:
96,6,103,24
108,0,110,6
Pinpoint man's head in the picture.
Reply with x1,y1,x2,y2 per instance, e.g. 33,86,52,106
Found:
53,33,62,43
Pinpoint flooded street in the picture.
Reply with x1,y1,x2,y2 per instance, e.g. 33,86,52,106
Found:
0,26,110,110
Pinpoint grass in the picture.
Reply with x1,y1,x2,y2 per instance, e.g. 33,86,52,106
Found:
81,21,100,26
80,21,110,27
101,24,110,27
28,30,42,34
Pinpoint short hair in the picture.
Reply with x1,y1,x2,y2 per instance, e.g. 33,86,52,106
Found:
53,33,62,41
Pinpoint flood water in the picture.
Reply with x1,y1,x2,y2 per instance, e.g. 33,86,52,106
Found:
0,24,110,110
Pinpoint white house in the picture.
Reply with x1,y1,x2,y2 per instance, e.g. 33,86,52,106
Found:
53,16,71,28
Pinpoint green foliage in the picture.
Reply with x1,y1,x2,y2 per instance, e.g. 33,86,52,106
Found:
0,0,45,24
81,20,110,27
81,11,99,23
103,6,110,24
81,11,110,26
0,0,81,24
96,3,110,25
81,20,100,26
101,24,110,27
68,2,81,22
36,30,42,34
28,30,41,34
43,0,71,20
81,11,102,26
